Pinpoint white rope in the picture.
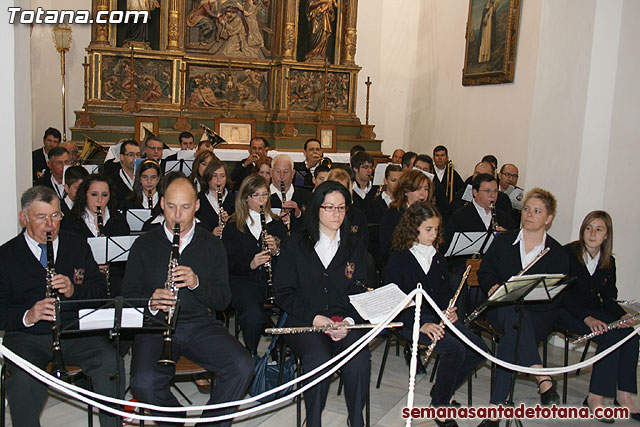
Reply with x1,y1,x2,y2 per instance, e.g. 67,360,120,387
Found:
405,284,423,427
0,289,418,424
419,288,640,376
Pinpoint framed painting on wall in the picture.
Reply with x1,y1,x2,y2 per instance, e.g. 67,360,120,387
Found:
462,0,522,86
135,117,159,143
215,118,256,148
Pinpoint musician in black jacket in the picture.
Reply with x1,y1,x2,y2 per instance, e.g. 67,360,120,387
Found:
34,146,71,200
32,127,61,182
350,151,378,211
557,211,640,419
275,181,371,427
61,165,89,216
123,176,253,427
230,136,268,190
293,138,322,190
119,159,162,212
383,202,486,426
0,186,121,427
432,146,464,200
326,168,369,244
61,174,130,296
108,140,141,206
270,154,311,232
222,174,287,354
477,189,569,425
196,159,236,236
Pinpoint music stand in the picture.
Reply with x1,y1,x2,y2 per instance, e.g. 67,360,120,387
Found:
445,231,495,258
126,209,152,233
58,297,181,426
481,274,574,427
163,159,194,175
87,236,138,265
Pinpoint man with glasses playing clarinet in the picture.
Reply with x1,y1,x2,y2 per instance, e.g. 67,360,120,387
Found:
122,173,254,426
0,186,121,426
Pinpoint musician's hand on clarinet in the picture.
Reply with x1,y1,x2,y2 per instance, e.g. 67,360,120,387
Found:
495,225,508,232
280,211,291,227
264,235,278,254
584,316,608,335
52,274,74,298
250,250,271,270
220,210,229,223
420,322,444,341
445,306,458,323
171,265,198,289
282,200,301,218
98,264,109,274
488,284,500,297
619,314,634,328
26,298,57,324
212,225,224,237
151,288,176,312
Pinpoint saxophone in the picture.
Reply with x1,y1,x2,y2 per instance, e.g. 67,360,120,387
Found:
260,206,275,305
95,206,111,297
45,232,67,379
157,223,181,366
280,180,290,236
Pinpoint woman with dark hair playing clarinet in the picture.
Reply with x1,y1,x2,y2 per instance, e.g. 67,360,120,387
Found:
383,201,486,427
274,180,371,427
558,210,639,421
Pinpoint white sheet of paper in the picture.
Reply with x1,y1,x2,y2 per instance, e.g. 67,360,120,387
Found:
461,184,473,202
271,208,281,215
413,167,435,182
504,185,524,210
177,150,195,161
126,209,152,232
525,283,568,301
349,283,415,324
372,163,389,186
62,164,99,185
444,231,494,257
164,159,194,174
489,273,566,302
88,235,139,263
78,308,144,330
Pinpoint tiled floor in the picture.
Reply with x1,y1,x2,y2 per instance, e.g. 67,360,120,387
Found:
2,330,639,426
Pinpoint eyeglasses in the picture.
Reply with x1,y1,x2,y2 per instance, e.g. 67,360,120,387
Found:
124,152,142,159
477,189,499,194
501,172,519,179
250,193,270,199
320,205,348,213
31,211,64,224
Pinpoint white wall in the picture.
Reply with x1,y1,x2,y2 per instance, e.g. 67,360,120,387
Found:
30,0,91,147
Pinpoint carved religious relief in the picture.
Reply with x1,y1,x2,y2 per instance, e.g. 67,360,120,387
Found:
304,0,338,63
186,65,269,110
185,0,273,59
289,69,348,112
101,56,172,103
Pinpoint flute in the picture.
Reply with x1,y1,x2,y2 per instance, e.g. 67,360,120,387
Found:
574,312,640,344
464,247,551,324
266,322,403,335
424,265,471,362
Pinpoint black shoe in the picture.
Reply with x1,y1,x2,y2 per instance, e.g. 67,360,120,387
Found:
404,345,426,374
449,399,461,408
583,396,614,424
614,399,640,422
476,420,499,427
538,378,560,406
434,419,458,427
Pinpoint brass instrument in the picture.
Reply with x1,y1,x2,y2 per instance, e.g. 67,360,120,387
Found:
147,189,154,210
464,247,551,324
574,313,640,344
424,265,471,362
374,185,384,198
45,232,67,379
200,124,228,148
157,223,181,366
319,156,332,168
280,180,290,236
95,206,111,297
78,136,108,165
260,206,275,305
446,160,455,203
217,187,225,235
266,322,403,335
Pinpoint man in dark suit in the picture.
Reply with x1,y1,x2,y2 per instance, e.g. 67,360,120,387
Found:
163,131,196,165
350,151,377,211
34,146,71,200
293,138,322,190
271,154,311,231
32,127,61,182
107,140,141,205
230,136,268,190
0,186,122,426
432,145,464,202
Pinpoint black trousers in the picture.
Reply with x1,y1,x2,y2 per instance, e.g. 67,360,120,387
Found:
230,277,267,354
129,318,254,427
557,308,639,397
416,321,487,407
284,329,371,427
3,331,123,427
486,305,556,404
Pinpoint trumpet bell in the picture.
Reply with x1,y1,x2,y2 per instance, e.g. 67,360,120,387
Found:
319,157,332,168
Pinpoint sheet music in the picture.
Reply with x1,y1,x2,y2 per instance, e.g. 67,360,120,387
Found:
164,159,194,174
489,273,566,302
88,235,139,263
78,308,144,330
349,283,415,324
126,209,152,232
444,231,494,257
177,150,195,161
525,283,568,301
461,184,473,202
373,163,389,186
62,164,99,185
504,185,524,210
413,167,435,182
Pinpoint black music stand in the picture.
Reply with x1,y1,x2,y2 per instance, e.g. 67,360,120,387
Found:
58,297,180,426
163,159,194,175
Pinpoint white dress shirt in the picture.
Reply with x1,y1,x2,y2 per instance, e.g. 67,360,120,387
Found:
409,243,437,275
583,251,600,276
435,166,446,182
50,175,65,199
314,229,341,269
83,207,110,237
63,196,74,212
270,183,294,202
352,181,372,200
472,199,492,230
119,169,134,191
382,191,392,207
205,188,228,213
141,191,159,209
247,209,272,240
512,229,547,268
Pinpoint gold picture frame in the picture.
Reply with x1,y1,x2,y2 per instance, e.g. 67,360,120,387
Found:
462,0,522,86
215,118,256,148
134,117,159,143
317,125,337,152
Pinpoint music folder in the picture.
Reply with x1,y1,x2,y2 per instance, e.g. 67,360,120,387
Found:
126,208,152,232
164,159,194,174
88,235,138,264
445,231,495,257
372,163,389,186
488,273,571,304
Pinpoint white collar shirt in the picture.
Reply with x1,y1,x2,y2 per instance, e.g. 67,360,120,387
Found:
409,243,437,275
472,199,492,230
435,166,446,182
141,191,159,209
83,207,110,237
382,191,392,207
247,209,272,240
352,181,372,200
315,229,341,269
512,229,547,268
163,219,197,254
583,251,600,276
270,183,294,202
119,169,135,191
50,175,65,199
205,188,228,213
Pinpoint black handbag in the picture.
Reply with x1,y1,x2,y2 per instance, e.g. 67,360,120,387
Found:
248,313,296,403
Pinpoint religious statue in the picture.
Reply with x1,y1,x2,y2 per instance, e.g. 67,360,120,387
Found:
304,0,338,62
125,0,160,47
478,0,499,63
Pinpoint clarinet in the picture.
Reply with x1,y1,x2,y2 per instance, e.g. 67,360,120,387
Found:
280,180,290,236
574,312,640,344
217,187,225,237
147,189,154,210
489,201,497,232
157,223,181,366
45,232,67,379
260,206,275,305
95,206,111,297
